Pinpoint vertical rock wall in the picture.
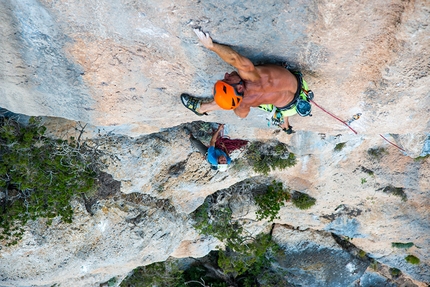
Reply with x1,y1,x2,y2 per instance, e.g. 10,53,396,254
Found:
0,0,429,286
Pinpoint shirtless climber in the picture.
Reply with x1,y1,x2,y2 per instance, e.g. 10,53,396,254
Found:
181,28,313,134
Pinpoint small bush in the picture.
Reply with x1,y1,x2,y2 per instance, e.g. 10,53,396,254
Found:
254,180,290,222
334,142,346,152
192,191,282,280
389,267,401,278
291,191,316,210
391,242,414,249
217,233,279,277
405,255,420,265
119,261,185,287
107,277,117,287
194,201,243,249
370,259,379,270
245,141,296,175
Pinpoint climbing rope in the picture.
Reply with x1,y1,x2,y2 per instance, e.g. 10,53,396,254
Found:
215,136,249,155
310,99,358,135
310,99,407,152
379,134,406,152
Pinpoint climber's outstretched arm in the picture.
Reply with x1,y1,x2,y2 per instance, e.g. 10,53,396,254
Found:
193,28,260,81
209,124,224,147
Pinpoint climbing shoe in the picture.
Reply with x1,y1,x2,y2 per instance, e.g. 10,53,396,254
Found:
282,125,295,134
181,93,208,116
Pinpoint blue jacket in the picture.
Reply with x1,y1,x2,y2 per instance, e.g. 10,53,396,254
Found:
207,146,231,166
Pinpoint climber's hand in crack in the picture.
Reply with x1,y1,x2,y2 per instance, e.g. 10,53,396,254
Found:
193,28,214,50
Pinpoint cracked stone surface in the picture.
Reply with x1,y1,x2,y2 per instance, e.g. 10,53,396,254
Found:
0,0,429,286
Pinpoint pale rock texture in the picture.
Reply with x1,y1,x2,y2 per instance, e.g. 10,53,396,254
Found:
1,0,429,136
0,0,430,286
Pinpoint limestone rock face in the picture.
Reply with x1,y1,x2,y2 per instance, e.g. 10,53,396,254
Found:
0,0,429,286
1,0,429,136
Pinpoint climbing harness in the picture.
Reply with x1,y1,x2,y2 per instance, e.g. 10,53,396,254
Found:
287,71,313,117
265,107,284,127
263,71,314,127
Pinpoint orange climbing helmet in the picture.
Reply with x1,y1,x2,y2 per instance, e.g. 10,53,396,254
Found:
213,80,243,110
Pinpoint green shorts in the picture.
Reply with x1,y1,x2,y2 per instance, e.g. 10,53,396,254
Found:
259,78,309,117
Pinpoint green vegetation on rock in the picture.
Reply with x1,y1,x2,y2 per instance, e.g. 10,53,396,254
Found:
192,184,287,286
391,242,414,249
405,255,420,265
245,141,296,175
389,267,402,278
334,142,346,152
0,116,99,245
254,180,290,222
119,261,186,287
291,191,316,210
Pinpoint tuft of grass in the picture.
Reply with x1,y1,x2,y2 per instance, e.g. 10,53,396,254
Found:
414,154,429,162
389,267,401,278
334,142,346,152
370,259,379,270
291,191,316,210
405,255,420,265
358,250,367,258
391,242,414,249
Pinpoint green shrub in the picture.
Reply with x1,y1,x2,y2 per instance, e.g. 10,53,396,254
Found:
405,255,420,265
0,117,98,245
334,142,346,152
389,267,401,278
193,201,243,249
217,233,279,277
119,261,185,287
254,180,290,222
370,259,379,270
192,192,282,280
291,191,316,210
107,277,117,287
391,242,414,249
245,141,296,175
